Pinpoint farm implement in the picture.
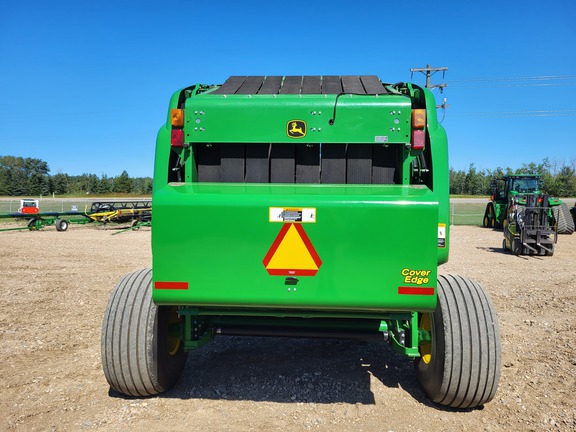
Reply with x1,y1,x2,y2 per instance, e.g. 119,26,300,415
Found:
87,201,151,225
503,194,557,255
101,75,501,408
0,199,151,232
483,174,572,255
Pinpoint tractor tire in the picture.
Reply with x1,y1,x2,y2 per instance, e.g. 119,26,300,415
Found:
101,268,187,396
556,202,574,235
416,274,501,409
55,219,69,232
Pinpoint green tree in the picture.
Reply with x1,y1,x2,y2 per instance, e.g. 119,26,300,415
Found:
449,168,466,195
0,167,11,195
51,173,70,195
28,172,49,196
0,155,51,196
97,174,112,194
555,165,576,197
464,163,486,195
113,171,133,193
133,177,153,195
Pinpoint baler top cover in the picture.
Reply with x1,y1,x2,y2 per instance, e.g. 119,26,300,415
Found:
176,75,412,145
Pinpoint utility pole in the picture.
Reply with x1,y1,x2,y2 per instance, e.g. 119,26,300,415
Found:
410,64,448,90
410,64,449,110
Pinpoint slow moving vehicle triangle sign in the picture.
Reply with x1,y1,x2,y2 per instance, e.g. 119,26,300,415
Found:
263,223,322,276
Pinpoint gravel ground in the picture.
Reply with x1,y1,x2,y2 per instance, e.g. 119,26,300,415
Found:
0,224,574,431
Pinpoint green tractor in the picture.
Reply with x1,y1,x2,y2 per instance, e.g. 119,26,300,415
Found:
484,174,563,255
502,192,558,255
101,76,501,409
482,174,561,229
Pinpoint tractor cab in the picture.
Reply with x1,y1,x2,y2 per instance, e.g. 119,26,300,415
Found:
505,175,541,197
490,174,542,204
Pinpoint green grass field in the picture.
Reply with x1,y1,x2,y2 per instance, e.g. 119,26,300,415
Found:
449,201,487,226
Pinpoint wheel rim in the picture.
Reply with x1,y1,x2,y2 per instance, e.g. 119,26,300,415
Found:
166,306,183,356
419,313,432,364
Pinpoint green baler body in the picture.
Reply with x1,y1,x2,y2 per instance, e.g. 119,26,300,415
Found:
152,76,449,319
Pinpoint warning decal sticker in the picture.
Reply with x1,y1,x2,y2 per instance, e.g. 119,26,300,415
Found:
438,223,446,248
262,223,322,276
269,207,316,223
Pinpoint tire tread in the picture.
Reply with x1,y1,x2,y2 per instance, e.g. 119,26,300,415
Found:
434,274,501,408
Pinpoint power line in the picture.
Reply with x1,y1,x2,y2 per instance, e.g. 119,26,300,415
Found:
449,109,576,118
446,74,576,88
448,74,576,83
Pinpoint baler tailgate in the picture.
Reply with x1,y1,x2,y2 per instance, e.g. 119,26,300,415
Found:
153,183,438,313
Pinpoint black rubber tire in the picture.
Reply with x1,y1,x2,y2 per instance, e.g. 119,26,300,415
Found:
101,268,187,396
55,219,69,232
27,218,41,230
556,202,574,235
416,274,501,409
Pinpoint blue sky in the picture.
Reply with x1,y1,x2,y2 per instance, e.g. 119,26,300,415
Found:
1,0,574,178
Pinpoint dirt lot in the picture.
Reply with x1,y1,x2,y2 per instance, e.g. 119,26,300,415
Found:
0,224,574,431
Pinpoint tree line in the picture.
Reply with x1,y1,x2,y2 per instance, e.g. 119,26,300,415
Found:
450,159,576,197
1,155,575,197
0,156,152,196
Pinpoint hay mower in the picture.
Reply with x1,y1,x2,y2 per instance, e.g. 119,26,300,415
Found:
101,75,501,408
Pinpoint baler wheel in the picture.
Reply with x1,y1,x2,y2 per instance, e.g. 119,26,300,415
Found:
416,274,501,408
101,268,187,396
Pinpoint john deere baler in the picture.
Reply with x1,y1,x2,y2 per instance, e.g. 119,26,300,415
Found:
102,76,501,409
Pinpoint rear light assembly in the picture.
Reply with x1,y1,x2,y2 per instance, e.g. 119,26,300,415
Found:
411,109,426,151
170,108,185,147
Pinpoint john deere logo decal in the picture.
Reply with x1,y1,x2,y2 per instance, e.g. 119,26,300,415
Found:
287,120,306,138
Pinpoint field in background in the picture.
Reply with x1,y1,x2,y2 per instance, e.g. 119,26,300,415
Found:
0,197,151,215
1,197,574,226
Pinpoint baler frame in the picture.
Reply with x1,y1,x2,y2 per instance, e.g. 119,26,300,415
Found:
101,76,501,409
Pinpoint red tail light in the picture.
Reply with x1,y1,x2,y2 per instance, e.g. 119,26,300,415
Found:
411,129,425,150
171,129,184,147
